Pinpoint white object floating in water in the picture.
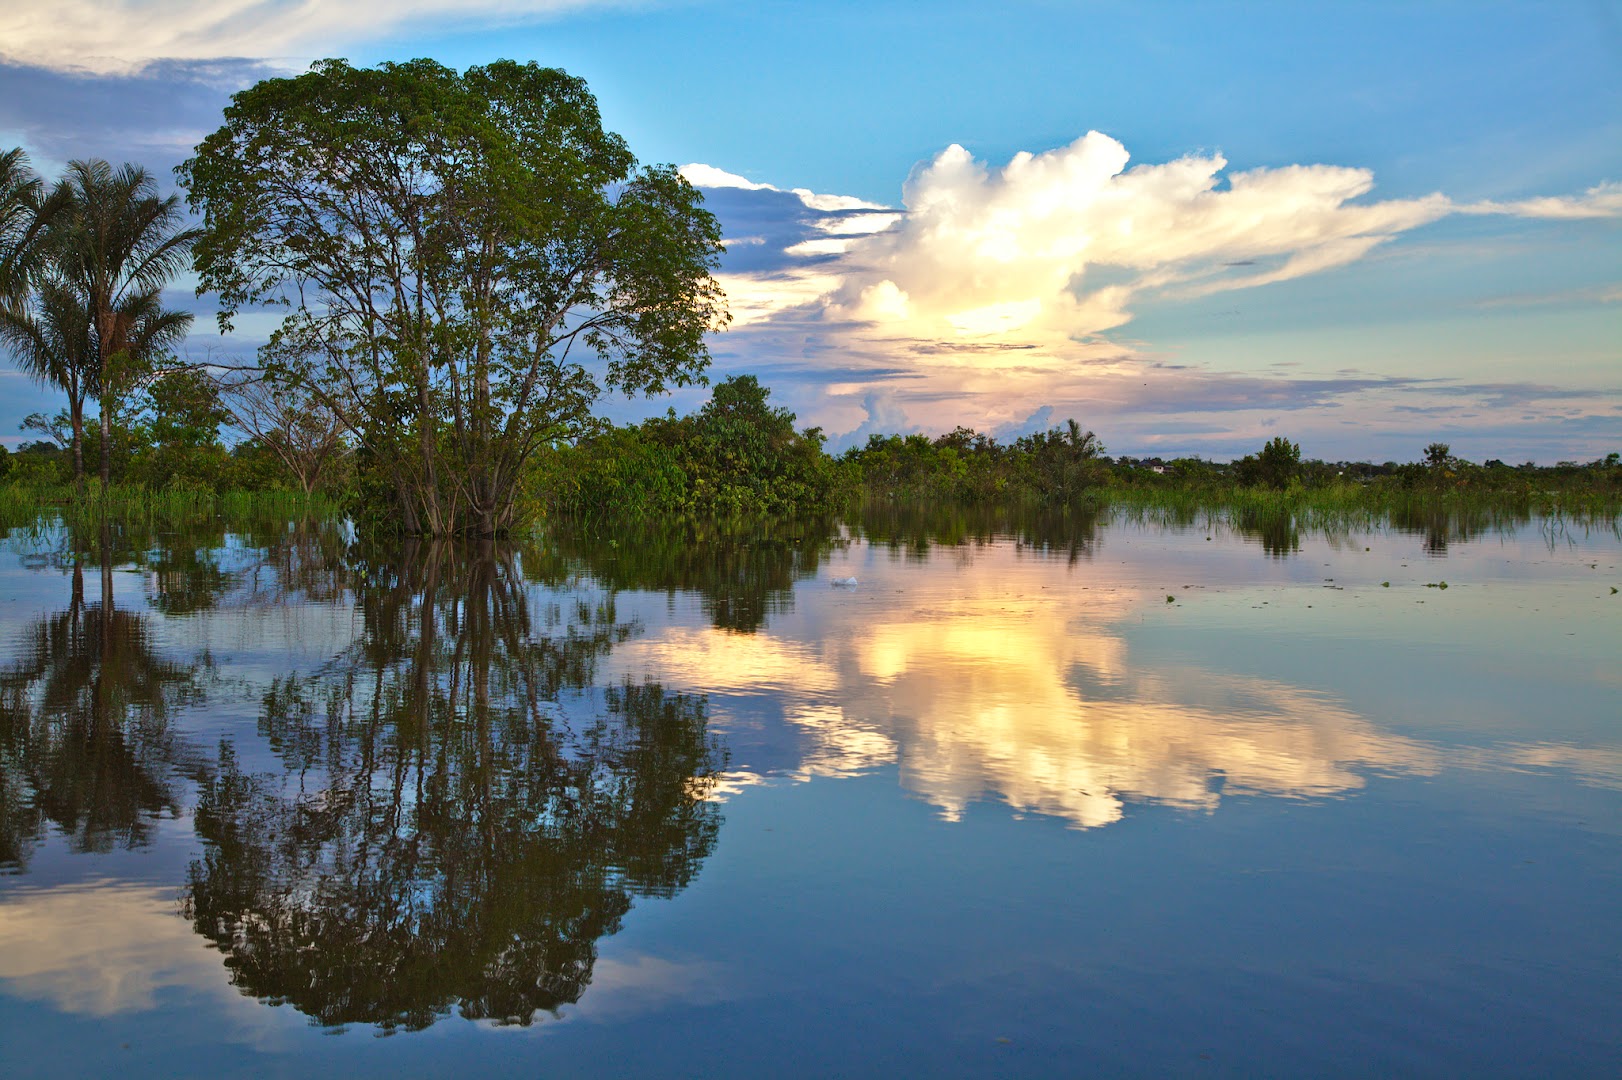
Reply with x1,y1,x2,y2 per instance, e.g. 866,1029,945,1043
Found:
831,576,860,588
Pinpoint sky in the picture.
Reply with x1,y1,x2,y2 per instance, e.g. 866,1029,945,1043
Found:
1,0,1618,462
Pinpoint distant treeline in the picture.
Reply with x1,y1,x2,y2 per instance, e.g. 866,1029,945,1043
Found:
5,371,1619,523
0,367,350,498
531,376,1622,520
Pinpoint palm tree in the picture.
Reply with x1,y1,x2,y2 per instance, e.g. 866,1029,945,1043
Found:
0,281,97,484
0,148,47,313
50,160,199,489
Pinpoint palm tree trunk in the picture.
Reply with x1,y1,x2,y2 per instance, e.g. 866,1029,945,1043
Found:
99,396,111,491
70,395,85,490
97,317,113,493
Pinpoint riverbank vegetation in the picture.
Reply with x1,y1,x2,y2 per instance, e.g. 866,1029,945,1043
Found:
525,388,1620,527
2,364,1617,534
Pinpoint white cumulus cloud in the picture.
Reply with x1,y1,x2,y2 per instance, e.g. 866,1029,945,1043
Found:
822,132,1459,340
678,163,890,214
1461,181,1622,220
688,132,1622,349
680,133,1620,455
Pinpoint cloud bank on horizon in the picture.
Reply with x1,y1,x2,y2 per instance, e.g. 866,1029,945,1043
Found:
679,135,1621,457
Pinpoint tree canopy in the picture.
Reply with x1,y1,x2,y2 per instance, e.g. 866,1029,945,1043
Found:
179,58,729,536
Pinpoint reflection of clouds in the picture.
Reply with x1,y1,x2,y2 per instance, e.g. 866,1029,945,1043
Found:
0,878,299,1046
618,630,896,781
0,882,198,1015
622,627,835,697
825,587,1440,828
780,704,897,781
620,548,1445,829
887,676,1436,828
691,769,770,803
1489,743,1622,791
562,953,736,1023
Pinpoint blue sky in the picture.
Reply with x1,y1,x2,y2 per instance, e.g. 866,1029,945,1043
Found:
1,0,1617,461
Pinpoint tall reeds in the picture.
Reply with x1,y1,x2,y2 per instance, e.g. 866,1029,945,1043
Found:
0,481,342,531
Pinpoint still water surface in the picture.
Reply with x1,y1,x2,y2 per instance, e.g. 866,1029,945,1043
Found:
0,510,1617,1077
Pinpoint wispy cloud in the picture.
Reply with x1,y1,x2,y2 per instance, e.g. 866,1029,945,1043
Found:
0,59,277,172
1460,182,1622,220
0,1,629,75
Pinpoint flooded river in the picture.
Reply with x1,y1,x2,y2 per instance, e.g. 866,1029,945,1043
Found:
1,509,1617,1076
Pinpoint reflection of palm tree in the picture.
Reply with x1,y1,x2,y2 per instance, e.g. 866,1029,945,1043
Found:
0,552,205,868
185,540,725,1031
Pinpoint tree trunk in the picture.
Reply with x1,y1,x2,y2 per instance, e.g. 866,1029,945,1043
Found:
97,315,113,493
395,474,421,537
70,396,85,491
416,359,440,535
99,396,111,490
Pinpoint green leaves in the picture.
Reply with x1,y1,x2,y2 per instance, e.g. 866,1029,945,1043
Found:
180,59,726,535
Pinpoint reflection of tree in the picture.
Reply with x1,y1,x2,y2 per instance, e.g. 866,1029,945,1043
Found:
185,540,725,1031
855,504,1103,565
1234,509,1300,559
1388,503,1528,555
0,548,205,869
540,518,839,632
0,513,350,622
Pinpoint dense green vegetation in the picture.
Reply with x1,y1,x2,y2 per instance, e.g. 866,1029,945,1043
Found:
3,360,1617,532
525,387,1620,526
531,375,841,519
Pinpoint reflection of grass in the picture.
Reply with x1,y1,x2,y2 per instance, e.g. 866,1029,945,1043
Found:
4,476,1613,553
835,486,1617,558
1105,481,1619,528
0,482,341,530
1103,482,1620,552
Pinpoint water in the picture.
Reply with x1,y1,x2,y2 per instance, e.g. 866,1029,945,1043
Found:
0,510,1617,1077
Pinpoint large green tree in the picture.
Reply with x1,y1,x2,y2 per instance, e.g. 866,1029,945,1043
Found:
180,59,729,536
